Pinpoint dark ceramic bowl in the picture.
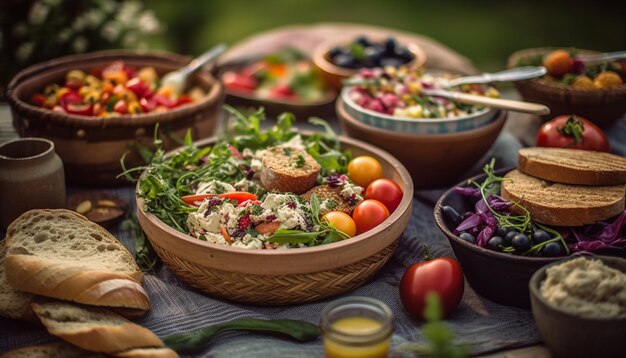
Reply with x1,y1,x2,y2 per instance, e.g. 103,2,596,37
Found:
434,168,560,308
529,255,626,358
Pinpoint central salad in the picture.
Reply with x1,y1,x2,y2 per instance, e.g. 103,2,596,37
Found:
127,107,401,250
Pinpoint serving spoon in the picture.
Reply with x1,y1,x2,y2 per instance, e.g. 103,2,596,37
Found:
441,66,547,87
574,50,626,64
421,88,550,116
160,43,228,94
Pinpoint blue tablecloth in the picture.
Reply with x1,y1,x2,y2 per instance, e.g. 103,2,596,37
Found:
2,115,626,357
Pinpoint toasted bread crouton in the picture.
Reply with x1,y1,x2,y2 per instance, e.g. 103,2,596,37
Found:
300,185,356,215
260,146,320,194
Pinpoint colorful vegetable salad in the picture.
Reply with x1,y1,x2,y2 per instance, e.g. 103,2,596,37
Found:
30,61,205,117
347,66,500,119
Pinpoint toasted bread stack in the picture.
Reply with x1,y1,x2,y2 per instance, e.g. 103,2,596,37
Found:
501,147,626,226
1,209,178,357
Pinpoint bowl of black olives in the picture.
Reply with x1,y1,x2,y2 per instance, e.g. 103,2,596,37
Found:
433,168,563,309
312,35,426,89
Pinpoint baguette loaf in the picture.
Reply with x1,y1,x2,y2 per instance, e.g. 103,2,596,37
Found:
4,209,149,313
518,147,626,186
114,348,180,358
260,146,320,194
501,169,626,226
0,342,105,358
32,302,164,354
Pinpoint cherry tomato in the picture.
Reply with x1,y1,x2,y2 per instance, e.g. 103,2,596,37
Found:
365,179,403,213
399,257,464,320
322,211,357,237
65,103,93,116
536,115,609,152
543,50,573,78
352,199,389,235
59,91,82,107
347,156,383,187
30,94,46,107
113,99,129,114
126,77,152,98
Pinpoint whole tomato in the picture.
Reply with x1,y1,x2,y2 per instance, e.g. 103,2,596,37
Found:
399,257,464,320
351,199,389,235
347,156,383,188
365,179,403,213
536,115,610,152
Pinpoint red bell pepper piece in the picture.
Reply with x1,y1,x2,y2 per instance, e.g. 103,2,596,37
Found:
181,192,258,206
126,77,152,98
59,91,82,107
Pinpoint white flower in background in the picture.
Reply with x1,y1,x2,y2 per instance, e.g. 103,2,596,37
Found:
13,23,28,37
16,42,34,62
138,10,161,34
84,9,105,29
72,36,87,53
72,14,88,31
29,2,50,25
101,20,122,42
116,1,141,26
97,0,117,14
57,28,73,43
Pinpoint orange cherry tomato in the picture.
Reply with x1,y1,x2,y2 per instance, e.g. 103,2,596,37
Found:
347,156,383,187
322,211,357,237
352,199,389,235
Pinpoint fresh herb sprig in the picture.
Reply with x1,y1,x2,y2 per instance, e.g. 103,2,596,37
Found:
121,215,160,273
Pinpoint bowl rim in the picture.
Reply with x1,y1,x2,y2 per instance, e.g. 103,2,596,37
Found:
337,97,504,140
528,254,626,321
312,37,427,78
433,167,559,263
341,85,493,124
216,53,338,107
507,47,626,94
136,132,414,257
6,49,224,128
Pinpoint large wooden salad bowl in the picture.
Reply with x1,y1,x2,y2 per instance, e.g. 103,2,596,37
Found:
136,135,413,305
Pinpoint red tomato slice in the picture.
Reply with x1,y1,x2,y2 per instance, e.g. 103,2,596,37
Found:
65,103,93,116
181,192,258,206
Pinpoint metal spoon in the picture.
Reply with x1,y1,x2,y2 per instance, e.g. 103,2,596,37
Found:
575,50,626,64
421,88,550,116
441,66,547,87
161,43,228,94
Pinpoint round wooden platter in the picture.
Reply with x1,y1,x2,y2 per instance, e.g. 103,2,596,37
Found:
66,191,128,228
218,22,478,75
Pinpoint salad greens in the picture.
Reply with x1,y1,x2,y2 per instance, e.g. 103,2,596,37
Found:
121,106,353,246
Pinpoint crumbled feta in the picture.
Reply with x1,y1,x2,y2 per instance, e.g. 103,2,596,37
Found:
231,233,264,249
196,180,235,195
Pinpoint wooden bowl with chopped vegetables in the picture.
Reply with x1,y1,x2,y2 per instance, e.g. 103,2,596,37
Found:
6,50,224,186
134,110,413,305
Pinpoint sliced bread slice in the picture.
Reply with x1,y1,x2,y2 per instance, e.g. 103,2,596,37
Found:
4,209,148,313
0,342,106,358
114,347,180,358
0,241,37,321
32,302,164,354
501,169,625,226
260,146,320,194
518,147,626,185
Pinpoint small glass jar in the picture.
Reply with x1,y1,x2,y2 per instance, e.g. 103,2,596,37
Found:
320,296,394,358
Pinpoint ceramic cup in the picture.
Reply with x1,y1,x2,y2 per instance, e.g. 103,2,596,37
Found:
0,137,65,231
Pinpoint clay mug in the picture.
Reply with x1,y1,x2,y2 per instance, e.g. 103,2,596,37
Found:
0,137,65,231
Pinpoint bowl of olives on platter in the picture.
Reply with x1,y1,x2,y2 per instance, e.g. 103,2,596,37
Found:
313,35,426,89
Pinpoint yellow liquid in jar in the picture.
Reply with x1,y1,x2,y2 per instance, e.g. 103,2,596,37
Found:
324,316,390,358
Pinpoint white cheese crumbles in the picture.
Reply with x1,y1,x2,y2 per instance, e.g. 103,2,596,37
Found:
195,180,235,195
186,192,316,249
540,257,626,318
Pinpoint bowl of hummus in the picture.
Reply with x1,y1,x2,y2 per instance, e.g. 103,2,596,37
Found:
529,256,626,358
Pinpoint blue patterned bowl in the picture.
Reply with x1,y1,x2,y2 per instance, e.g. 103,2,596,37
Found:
341,86,496,134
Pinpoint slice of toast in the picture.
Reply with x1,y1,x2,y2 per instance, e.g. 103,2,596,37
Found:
32,302,163,354
0,241,37,321
501,169,625,226
518,147,626,186
260,146,320,194
4,209,148,313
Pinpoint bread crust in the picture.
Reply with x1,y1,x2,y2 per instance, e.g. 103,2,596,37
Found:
0,342,106,358
501,169,626,226
32,303,163,354
260,146,320,194
518,147,626,186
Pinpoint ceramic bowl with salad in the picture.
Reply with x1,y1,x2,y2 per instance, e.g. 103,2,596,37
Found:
132,107,414,305
6,50,223,186
508,47,626,127
217,48,336,118
342,66,499,134
434,160,626,308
